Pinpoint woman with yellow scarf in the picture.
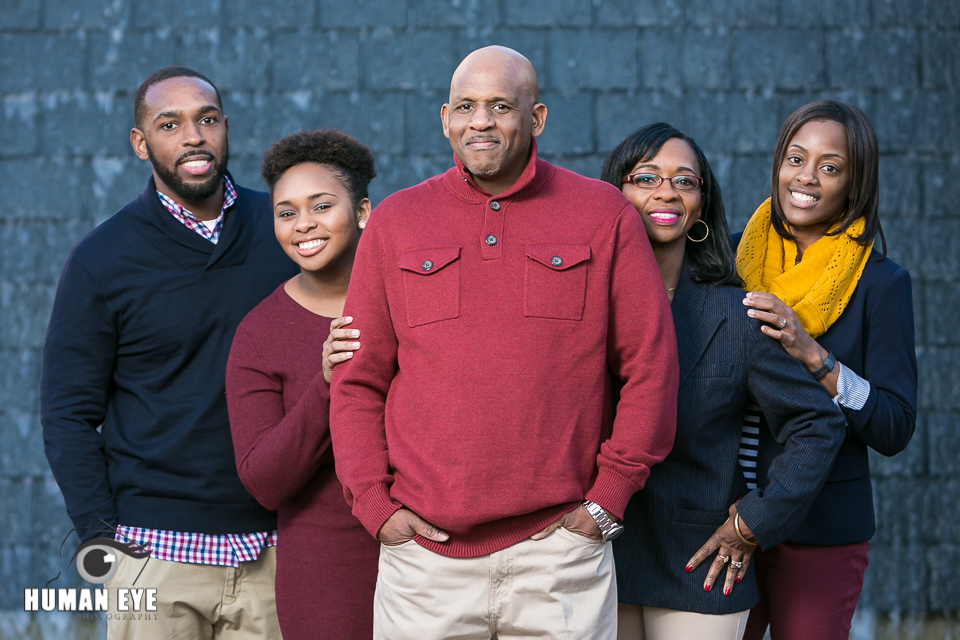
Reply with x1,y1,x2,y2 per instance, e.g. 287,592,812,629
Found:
737,101,918,640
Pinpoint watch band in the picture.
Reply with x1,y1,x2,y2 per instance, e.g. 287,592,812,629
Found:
582,500,624,542
811,350,837,380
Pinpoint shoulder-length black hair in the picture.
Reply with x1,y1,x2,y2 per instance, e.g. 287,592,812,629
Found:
600,123,741,287
771,100,885,255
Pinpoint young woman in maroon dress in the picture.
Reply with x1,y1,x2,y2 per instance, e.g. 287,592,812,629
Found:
225,129,379,639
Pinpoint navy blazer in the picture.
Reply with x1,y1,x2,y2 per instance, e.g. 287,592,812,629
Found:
733,235,918,545
614,263,848,615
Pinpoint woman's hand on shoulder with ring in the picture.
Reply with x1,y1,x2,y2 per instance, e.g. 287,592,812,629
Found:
742,292,828,370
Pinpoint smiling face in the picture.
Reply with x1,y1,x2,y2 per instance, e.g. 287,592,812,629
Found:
441,47,546,195
272,163,369,275
131,76,229,207
621,138,703,250
777,119,850,247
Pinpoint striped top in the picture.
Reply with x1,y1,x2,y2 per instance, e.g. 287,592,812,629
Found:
739,403,763,489
738,363,871,489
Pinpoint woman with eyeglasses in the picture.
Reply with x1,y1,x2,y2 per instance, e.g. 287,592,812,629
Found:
600,123,847,640
737,101,917,640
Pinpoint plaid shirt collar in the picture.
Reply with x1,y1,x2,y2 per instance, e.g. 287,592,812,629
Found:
156,175,237,244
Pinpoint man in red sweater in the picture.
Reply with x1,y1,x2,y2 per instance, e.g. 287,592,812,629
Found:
330,46,678,639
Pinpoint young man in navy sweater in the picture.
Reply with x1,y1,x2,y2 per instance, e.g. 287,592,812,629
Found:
40,66,296,639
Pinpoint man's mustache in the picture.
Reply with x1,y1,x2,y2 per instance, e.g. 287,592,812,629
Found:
176,150,215,164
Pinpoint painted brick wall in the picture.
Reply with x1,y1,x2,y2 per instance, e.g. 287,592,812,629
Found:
1,0,957,636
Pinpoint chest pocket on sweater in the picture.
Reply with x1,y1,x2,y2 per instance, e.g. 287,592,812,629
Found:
523,244,591,320
399,246,461,327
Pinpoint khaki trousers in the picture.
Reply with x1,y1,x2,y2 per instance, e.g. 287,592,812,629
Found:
618,602,749,640
106,546,281,640
374,527,617,640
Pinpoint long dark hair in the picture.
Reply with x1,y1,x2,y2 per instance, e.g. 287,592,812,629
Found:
601,123,741,286
771,100,885,255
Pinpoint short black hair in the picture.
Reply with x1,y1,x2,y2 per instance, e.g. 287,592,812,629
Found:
134,66,222,130
600,123,742,287
261,129,377,206
771,100,885,255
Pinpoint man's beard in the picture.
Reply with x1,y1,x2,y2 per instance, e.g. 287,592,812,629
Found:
147,142,230,202
466,161,503,178
460,136,503,178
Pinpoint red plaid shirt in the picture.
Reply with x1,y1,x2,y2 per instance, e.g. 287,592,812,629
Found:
156,175,237,243
115,525,277,567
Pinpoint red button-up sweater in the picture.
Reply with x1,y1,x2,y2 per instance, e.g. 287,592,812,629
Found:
330,143,679,557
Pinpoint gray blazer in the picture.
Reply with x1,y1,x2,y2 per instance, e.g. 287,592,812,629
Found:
613,264,847,615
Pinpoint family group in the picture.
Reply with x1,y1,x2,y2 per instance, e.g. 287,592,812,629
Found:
40,46,916,640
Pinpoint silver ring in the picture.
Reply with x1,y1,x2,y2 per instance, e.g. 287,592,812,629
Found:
717,554,729,564
777,316,787,330
730,560,743,569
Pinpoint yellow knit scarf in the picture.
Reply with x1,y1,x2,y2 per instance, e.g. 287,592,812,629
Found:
736,198,873,339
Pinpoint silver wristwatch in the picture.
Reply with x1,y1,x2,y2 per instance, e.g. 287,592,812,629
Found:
583,500,624,542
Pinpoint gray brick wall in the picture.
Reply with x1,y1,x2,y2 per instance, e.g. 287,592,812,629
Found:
1,0,957,635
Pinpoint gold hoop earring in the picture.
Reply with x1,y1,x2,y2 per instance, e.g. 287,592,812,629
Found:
687,219,709,243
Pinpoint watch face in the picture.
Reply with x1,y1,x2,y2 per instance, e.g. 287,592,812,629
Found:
603,525,624,542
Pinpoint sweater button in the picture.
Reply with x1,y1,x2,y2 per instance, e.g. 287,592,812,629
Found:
551,256,563,267
422,260,434,271
490,201,501,211
485,234,498,246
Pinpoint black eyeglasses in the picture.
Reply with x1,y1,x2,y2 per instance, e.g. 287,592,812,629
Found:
621,173,703,191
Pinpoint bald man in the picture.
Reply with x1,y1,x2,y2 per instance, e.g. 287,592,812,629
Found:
330,46,679,639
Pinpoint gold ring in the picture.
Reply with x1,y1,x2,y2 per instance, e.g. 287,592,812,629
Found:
717,554,729,564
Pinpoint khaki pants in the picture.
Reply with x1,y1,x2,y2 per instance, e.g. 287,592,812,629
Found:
106,546,281,640
374,527,617,640
618,603,749,640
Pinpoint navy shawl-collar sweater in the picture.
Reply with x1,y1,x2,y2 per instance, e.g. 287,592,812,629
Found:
41,174,298,540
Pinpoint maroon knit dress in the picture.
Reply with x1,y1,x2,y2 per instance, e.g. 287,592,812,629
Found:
226,285,379,640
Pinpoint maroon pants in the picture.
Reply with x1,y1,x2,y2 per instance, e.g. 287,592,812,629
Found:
743,541,870,640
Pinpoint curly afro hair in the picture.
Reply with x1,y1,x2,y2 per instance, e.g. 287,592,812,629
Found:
261,129,377,206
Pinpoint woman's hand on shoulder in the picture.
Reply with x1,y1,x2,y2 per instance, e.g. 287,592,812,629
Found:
322,316,361,383
742,291,827,370
685,504,757,597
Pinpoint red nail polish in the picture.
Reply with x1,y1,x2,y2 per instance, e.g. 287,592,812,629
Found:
724,588,731,596
704,584,711,592
736,576,742,584
685,565,693,573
